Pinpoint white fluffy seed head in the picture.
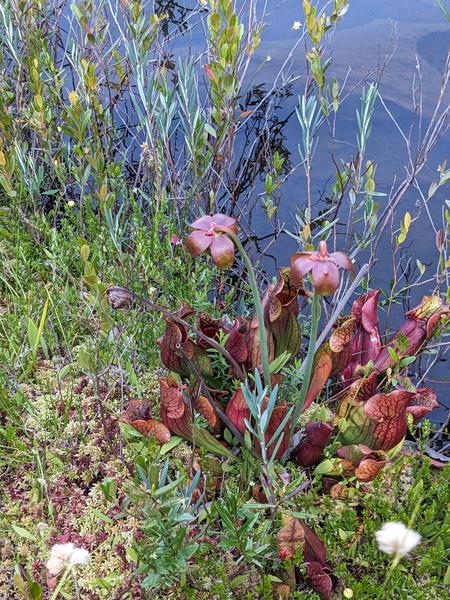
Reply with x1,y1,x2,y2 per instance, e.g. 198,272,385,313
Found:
69,547,90,566
375,522,421,557
46,543,75,576
46,542,90,576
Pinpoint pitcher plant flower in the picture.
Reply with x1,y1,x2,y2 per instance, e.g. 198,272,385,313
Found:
290,240,353,296
185,213,237,269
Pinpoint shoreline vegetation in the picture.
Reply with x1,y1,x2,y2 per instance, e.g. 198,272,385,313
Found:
0,1,449,598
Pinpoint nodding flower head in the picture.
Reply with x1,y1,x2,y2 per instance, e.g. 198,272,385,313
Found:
290,240,353,296
185,214,237,269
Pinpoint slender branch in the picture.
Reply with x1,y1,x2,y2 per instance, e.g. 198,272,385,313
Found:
108,287,246,381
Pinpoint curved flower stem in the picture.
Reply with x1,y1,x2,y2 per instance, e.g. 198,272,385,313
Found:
285,291,321,456
218,228,272,393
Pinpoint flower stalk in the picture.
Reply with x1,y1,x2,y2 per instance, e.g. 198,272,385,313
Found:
286,291,321,450
50,565,79,600
217,227,272,393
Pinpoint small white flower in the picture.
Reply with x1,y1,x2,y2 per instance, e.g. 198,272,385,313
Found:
266,55,272,62
292,21,302,30
46,542,90,576
375,522,421,557
343,588,354,599
67,200,75,208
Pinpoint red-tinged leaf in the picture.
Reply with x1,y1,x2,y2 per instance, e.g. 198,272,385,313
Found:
293,421,333,467
122,399,152,424
245,313,275,374
276,517,305,560
329,316,356,374
301,521,327,566
336,378,435,453
121,399,171,443
264,401,291,460
194,395,217,428
225,388,249,433
262,268,303,359
305,562,333,600
303,317,355,412
405,295,448,321
160,378,186,419
303,347,333,411
364,389,415,451
374,296,449,373
158,303,196,376
301,521,335,599
237,109,254,120
277,519,335,599
374,319,426,372
329,483,351,499
130,419,171,444
329,317,355,354
159,377,192,440
335,372,378,421
225,316,249,364
196,313,222,350
354,458,387,482
405,387,438,422
106,286,134,309
203,63,217,83
401,448,448,468
426,309,447,338
343,290,381,382
337,444,385,463
359,290,381,336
